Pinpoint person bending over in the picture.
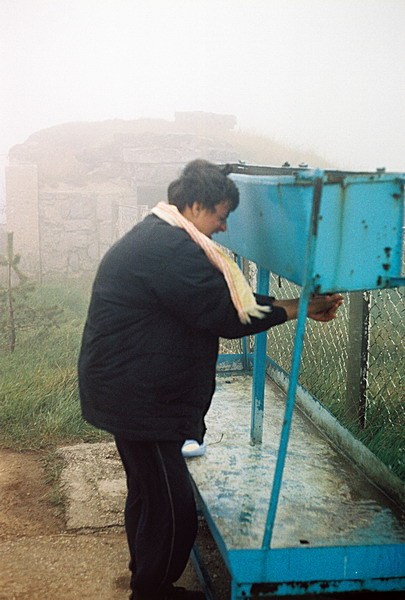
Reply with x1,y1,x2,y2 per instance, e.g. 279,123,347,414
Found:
78,159,343,600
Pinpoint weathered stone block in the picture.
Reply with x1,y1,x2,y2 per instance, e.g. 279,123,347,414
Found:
64,219,95,232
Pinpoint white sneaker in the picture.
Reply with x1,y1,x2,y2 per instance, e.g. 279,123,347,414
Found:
181,439,206,457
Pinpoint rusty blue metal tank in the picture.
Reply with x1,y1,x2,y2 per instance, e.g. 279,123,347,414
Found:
187,165,405,599
215,165,404,293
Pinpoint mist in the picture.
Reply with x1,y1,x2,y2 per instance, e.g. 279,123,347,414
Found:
1,0,405,214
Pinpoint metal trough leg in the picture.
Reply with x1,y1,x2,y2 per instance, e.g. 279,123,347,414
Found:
250,267,270,445
262,175,324,548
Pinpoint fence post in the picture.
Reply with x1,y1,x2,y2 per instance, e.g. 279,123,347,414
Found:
345,291,371,428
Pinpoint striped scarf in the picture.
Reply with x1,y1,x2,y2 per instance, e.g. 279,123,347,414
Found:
151,202,271,324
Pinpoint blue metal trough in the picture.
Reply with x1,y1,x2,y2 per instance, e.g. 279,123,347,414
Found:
187,165,405,599
216,165,404,293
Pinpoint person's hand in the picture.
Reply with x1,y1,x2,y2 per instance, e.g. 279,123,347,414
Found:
272,294,344,321
307,294,344,322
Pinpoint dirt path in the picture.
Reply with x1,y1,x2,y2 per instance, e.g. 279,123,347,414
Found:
0,449,200,600
0,449,63,542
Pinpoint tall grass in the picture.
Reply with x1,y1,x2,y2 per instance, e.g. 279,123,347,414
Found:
0,279,110,450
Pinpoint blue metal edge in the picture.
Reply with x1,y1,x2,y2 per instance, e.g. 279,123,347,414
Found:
230,170,405,186
194,485,405,595
216,353,252,373
389,277,405,288
229,544,405,581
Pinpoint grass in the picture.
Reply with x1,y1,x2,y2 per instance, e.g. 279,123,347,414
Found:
41,448,69,513
321,390,405,480
0,278,111,451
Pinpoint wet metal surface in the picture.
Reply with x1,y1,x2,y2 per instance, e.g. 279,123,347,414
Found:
187,374,405,551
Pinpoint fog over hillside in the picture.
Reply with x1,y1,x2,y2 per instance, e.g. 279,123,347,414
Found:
1,0,404,219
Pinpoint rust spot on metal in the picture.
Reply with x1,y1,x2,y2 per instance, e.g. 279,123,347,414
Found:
250,582,281,594
382,263,390,271
376,275,383,286
392,193,401,200
249,578,367,596
384,246,392,258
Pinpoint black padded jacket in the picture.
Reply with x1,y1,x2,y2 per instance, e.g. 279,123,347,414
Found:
78,214,287,442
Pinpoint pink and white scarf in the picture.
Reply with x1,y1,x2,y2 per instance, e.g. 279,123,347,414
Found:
151,201,270,324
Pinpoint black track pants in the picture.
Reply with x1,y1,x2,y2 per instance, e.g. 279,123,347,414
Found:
114,437,198,595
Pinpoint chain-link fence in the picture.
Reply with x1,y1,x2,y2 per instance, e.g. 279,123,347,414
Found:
220,261,404,480
116,205,404,479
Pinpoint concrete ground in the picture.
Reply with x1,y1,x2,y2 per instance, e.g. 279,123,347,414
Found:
58,441,205,597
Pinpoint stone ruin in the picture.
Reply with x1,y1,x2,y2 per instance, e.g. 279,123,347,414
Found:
4,112,240,281
3,110,328,282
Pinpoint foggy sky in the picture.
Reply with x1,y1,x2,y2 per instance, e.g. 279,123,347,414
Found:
1,0,405,211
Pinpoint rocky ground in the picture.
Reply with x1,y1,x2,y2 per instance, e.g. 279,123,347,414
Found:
0,448,208,600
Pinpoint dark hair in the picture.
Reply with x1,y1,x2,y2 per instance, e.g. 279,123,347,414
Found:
167,159,239,213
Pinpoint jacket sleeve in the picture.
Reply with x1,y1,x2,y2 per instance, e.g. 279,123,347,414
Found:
150,235,287,339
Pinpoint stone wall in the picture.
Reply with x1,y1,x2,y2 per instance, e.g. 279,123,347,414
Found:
5,164,41,278
5,114,240,281
38,191,134,279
